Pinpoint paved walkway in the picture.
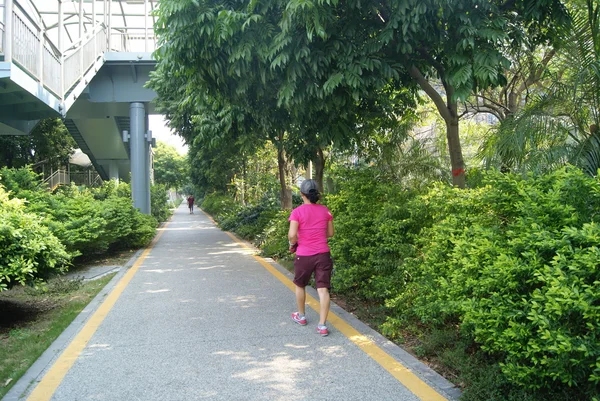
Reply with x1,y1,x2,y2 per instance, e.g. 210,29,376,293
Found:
4,205,460,401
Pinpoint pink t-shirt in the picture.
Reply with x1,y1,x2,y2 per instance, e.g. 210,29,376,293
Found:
289,204,333,256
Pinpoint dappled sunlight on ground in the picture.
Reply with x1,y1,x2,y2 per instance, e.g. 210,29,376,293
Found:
142,269,184,274
213,350,311,400
80,343,113,358
194,265,225,270
284,344,310,349
215,295,260,309
144,289,170,294
208,249,255,256
319,345,347,357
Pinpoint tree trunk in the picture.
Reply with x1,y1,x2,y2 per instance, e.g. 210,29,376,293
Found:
277,145,292,210
314,147,326,193
445,113,466,188
408,65,466,188
241,158,246,206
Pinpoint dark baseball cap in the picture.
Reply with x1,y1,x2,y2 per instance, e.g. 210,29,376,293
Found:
300,179,318,194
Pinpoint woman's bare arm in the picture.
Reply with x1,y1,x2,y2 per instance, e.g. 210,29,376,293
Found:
327,220,334,238
288,220,299,243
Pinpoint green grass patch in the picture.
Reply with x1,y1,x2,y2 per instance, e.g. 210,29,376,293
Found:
0,274,116,398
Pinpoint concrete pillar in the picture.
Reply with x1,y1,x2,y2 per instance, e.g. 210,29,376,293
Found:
108,160,119,181
130,102,149,214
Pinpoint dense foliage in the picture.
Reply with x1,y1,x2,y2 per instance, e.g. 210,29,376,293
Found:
0,168,159,289
0,118,76,170
0,185,70,291
153,141,187,191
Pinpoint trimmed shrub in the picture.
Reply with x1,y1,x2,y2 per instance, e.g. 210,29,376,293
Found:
220,198,279,240
151,184,171,222
200,192,239,220
1,167,157,259
325,167,420,301
0,185,70,291
383,167,600,398
256,210,292,260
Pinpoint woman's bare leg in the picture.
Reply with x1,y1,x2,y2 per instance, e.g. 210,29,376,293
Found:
295,285,306,315
317,287,330,325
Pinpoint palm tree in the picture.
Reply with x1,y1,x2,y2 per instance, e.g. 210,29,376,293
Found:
479,0,600,175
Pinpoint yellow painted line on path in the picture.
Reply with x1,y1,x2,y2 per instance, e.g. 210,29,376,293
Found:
222,228,448,401
26,223,169,401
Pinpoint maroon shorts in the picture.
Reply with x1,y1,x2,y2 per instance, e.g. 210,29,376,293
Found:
293,252,333,289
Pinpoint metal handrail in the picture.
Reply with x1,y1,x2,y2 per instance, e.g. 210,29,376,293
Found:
43,169,70,190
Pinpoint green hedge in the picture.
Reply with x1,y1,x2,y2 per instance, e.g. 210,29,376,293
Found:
0,167,157,262
382,168,600,399
200,192,240,219
326,167,420,301
0,185,70,290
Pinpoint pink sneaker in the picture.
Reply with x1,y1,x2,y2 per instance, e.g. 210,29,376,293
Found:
316,324,329,336
291,312,307,326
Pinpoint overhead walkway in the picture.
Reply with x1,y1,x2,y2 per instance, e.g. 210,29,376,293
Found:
3,205,461,401
0,0,160,213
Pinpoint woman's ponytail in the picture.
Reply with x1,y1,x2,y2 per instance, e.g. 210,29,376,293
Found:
306,189,320,204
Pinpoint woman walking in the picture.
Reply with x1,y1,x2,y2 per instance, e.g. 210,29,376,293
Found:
288,179,334,336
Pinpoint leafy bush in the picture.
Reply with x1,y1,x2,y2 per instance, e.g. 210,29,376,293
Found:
0,185,70,291
200,192,239,220
49,188,111,256
1,167,156,259
325,167,420,301
256,210,293,260
151,184,171,222
220,198,279,240
126,212,158,248
383,167,600,398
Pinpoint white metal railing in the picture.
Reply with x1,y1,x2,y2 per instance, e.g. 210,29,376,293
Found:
12,3,40,78
43,169,103,190
70,171,103,188
0,0,156,103
43,169,70,190
63,47,82,93
110,31,156,52
43,39,60,94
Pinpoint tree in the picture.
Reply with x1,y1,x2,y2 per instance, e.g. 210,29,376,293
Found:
0,118,76,170
478,0,600,175
153,141,187,191
150,0,416,207
153,0,569,189
465,47,557,121
266,0,570,187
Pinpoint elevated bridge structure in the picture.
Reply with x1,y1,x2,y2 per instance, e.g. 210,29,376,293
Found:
0,0,160,214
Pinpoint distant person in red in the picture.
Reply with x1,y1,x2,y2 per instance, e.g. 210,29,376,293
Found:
187,195,195,214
